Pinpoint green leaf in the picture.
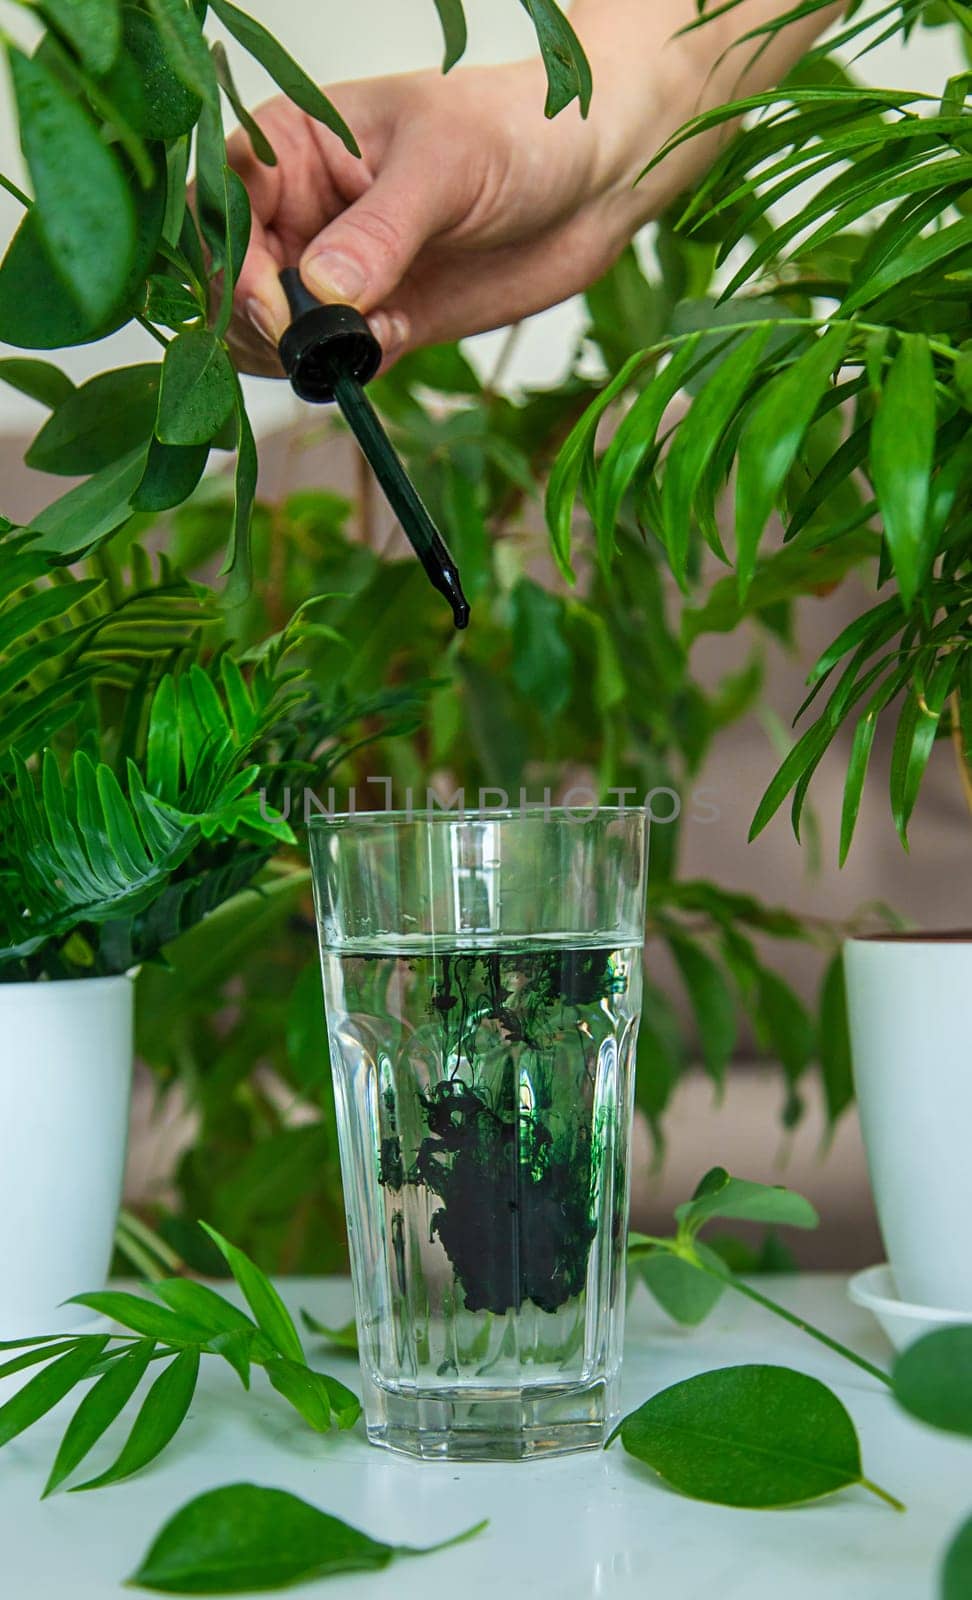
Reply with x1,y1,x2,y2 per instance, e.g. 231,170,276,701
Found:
29,445,148,556
675,1168,819,1235
145,0,216,100
893,1327,972,1438
889,656,956,847
43,1338,156,1496
509,580,571,715
432,0,467,71
546,349,645,579
104,7,202,140
661,325,771,586
69,1290,211,1343
0,358,74,409
8,47,135,326
593,335,702,566
207,0,360,155
157,331,237,447
265,1357,361,1432
134,440,209,512
0,1340,82,1381
73,1346,200,1490
944,1515,972,1600
150,1279,259,1339
129,1482,487,1594
0,1338,108,1450
211,41,277,166
869,335,936,607
519,0,592,117
842,213,972,314
26,365,160,476
220,397,257,598
613,1365,898,1508
637,1242,728,1326
42,0,122,75
734,323,852,597
299,1311,358,1355
667,932,737,1089
199,1223,305,1362
819,953,853,1124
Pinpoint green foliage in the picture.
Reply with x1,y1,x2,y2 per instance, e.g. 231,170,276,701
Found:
612,1365,899,1509
547,6,972,853
893,1326,972,1438
0,1229,361,1497
129,1484,487,1594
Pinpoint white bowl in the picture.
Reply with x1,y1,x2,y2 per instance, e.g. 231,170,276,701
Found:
848,1264,972,1351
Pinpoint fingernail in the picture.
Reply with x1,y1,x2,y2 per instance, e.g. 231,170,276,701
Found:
367,312,391,351
304,251,367,306
246,298,281,345
386,312,409,356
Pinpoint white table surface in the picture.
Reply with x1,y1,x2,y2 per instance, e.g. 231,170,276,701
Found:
3,1274,969,1600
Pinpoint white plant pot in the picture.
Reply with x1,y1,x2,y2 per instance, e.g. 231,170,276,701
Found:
0,975,133,1338
844,935,972,1312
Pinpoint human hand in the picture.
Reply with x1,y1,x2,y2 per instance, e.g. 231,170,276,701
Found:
224,58,659,377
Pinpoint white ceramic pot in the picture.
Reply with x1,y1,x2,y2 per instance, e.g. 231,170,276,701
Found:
0,976,133,1338
844,935,972,1312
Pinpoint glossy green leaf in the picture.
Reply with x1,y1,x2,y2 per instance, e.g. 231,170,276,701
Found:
0,1340,83,1381
211,41,276,165
870,335,936,608
145,0,216,100
0,1338,108,1450
593,335,702,565
432,0,467,71
519,0,592,117
144,275,204,330
150,1278,259,1339
129,1482,487,1594
893,1326,972,1437
889,656,955,847
734,323,852,597
546,350,644,579
614,1365,896,1508
157,332,237,448
43,1338,156,1496
199,1223,305,1362
661,326,771,586
27,366,160,476
73,1347,200,1491
8,47,135,325
103,7,202,140
208,0,359,155
265,1357,361,1432
667,932,737,1088
842,213,972,314
42,0,122,74
675,1167,819,1235
943,1515,972,1600
637,1242,728,1326
29,445,148,556
0,358,74,409
134,440,209,512
69,1290,211,1343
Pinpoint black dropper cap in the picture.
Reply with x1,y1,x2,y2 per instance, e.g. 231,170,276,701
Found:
277,268,470,629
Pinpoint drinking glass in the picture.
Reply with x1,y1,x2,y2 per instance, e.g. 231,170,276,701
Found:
309,806,648,1461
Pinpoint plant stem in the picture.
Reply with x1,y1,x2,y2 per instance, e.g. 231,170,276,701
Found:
716,1270,893,1388
860,1475,906,1513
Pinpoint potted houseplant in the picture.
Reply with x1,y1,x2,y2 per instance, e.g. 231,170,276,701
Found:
545,0,972,1311
0,0,597,1331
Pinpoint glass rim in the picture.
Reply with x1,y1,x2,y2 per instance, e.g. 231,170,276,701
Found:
307,805,648,830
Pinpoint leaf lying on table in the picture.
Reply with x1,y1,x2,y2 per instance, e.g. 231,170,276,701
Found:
0,1226,361,1496
610,1365,903,1511
892,1326,972,1438
128,1482,487,1594
944,1515,972,1600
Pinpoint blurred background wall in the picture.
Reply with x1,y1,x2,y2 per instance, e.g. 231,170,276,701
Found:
1,2,969,1266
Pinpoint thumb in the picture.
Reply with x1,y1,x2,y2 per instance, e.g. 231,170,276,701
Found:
298,146,457,315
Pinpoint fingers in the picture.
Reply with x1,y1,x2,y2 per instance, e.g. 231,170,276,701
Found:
298,134,468,317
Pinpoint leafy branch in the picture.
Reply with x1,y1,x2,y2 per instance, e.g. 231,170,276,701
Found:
0,1224,361,1499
